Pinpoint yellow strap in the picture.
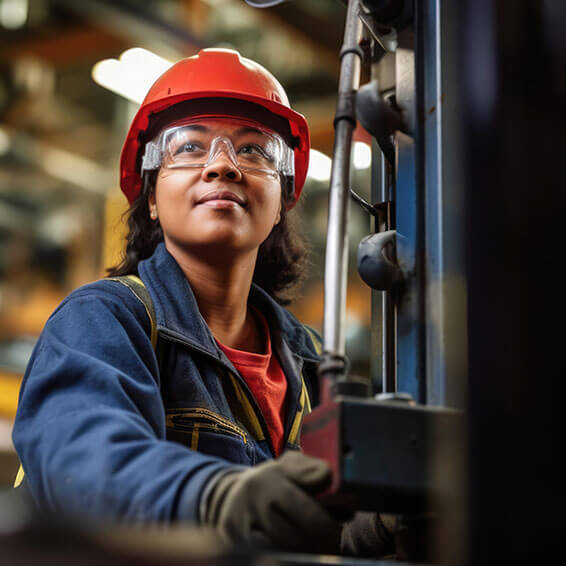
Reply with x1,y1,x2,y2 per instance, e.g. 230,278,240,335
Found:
14,464,24,488
190,423,200,451
228,374,265,441
304,326,323,356
302,376,312,413
125,275,158,350
288,387,305,445
288,378,311,445
301,326,317,414
109,275,158,349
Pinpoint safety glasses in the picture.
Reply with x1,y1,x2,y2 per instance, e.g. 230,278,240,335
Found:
141,116,294,180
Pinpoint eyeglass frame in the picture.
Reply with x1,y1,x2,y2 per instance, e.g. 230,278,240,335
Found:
140,115,295,182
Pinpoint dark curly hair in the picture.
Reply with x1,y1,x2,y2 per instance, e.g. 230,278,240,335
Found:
106,169,308,306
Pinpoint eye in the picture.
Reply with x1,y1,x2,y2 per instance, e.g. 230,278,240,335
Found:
239,143,261,155
174,142,202,156
238,143,272,160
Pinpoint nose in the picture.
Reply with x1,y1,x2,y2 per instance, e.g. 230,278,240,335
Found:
201,154,243,183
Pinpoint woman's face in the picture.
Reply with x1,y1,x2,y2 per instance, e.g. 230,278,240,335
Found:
148,118,283,257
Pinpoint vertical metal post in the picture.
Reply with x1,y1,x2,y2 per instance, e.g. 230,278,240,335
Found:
366,50,397,395
382,168,397,395
393,33,425,402
370,140,384,392
413,1,469,561
395,127,422,401
320,0,363,402
421,0,467,409
371,142,397,395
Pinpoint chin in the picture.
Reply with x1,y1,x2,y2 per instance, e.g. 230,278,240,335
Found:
166,223,269,257
184,234,257,255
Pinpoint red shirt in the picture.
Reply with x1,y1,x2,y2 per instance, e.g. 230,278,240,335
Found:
216,313,288,456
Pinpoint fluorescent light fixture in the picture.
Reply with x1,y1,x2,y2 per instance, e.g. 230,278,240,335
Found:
307,149,332,182
353,141,371,170
39,147,113,194
92,48,173,104
0,0,28,29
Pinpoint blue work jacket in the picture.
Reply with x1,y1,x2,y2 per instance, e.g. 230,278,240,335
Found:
12,243,322,523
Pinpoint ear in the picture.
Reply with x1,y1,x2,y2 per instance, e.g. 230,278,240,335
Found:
274,203,282,226
148,192,156,208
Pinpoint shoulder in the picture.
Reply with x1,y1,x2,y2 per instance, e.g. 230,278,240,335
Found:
48,277,153,339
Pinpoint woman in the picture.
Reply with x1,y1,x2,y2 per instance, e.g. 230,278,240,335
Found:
12,48,346,553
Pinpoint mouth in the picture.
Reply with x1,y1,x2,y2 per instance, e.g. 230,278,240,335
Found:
196,190,246,207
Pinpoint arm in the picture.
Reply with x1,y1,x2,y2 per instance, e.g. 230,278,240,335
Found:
12,283,234,523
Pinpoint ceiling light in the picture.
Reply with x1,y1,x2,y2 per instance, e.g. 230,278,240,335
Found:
0,0,28,29
307,149,332,182
92,48,173,104
353,141,371,170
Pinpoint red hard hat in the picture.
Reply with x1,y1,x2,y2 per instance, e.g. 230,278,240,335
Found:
119,48,310,207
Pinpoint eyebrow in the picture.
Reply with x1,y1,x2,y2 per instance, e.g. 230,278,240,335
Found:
234,126,266,136
175,124,209,133
164,124,208,145
169,124,269,137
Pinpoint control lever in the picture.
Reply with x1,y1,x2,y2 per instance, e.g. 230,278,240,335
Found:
357,230,403,290
356,80,403,164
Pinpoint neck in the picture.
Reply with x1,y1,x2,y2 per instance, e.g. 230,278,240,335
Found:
164,239,262,352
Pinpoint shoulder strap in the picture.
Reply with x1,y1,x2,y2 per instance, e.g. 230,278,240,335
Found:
303,325,323,356
107,275,158,350
300,324,323,416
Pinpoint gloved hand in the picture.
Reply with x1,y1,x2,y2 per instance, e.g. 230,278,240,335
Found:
340,512,397,558
203,451,342,554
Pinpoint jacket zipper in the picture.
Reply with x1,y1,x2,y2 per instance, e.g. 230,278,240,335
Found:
159,328,276,456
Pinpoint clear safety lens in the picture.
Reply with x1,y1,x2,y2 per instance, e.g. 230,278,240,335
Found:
141,117,294,180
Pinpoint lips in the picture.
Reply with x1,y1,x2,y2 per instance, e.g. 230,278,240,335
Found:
196,190,246,207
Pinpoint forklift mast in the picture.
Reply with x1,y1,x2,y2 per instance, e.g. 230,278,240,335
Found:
303,1,466,562
247,0,565,563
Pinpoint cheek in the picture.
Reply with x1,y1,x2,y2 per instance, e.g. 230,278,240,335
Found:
259,180,283,219
155,170,186,195
154,173,191,211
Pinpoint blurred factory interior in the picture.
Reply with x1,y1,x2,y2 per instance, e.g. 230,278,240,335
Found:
0,0,378,483
1,0,565,563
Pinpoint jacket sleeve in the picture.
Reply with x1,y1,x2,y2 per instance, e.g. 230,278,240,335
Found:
12,282,235,523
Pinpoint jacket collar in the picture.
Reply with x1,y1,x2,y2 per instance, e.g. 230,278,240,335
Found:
138,243,320,362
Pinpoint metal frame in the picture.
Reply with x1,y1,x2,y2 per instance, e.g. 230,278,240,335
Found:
420,0,467,408
368,0,467,408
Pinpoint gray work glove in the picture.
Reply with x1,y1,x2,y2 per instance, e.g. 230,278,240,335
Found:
203,451,342,554
340,512,397,558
